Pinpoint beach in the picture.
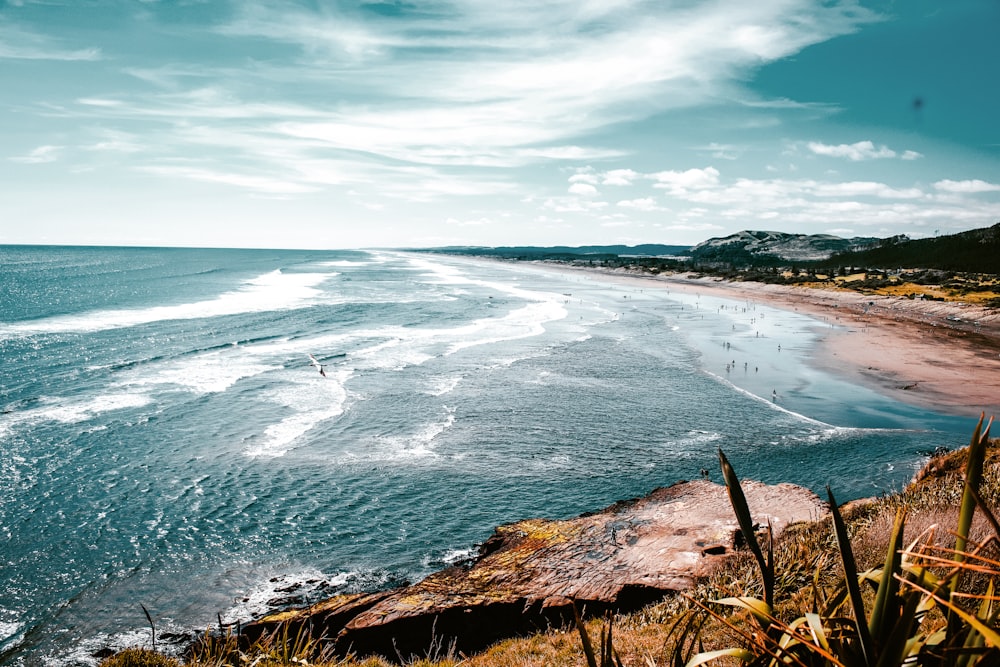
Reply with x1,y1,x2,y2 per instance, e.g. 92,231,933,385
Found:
2,247,985,665
534,262,1000,419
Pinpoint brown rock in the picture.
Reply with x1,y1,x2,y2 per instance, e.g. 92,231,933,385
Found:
241,479,825,660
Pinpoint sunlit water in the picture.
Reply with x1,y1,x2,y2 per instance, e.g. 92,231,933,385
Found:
0,246,970,665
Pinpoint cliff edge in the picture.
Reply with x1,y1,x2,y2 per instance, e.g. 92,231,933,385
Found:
240,478,827,660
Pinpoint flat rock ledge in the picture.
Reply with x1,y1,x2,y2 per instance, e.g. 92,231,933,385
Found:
240,479,826,660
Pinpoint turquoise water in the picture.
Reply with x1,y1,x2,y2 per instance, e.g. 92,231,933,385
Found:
0,246,971,665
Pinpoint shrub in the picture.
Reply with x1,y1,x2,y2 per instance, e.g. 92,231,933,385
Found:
687,415,999,666
98,648,180,667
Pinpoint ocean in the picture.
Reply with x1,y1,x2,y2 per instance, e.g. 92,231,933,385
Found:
0,246,972,665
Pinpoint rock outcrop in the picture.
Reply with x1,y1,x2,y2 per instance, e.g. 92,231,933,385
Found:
240,479,826,660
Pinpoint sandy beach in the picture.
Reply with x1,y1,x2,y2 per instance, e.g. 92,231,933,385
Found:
532,262,1000,419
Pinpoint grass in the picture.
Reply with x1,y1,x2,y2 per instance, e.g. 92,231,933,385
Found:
102,421,1000,667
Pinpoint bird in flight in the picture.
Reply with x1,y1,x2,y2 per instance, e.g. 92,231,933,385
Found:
307,353,327,377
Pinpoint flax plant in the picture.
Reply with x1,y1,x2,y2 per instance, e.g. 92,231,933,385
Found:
685,415,998,667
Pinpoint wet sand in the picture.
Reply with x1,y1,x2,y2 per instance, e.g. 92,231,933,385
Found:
535,263,1000,419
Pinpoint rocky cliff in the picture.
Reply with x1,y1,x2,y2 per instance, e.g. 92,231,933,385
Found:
239,479,827,660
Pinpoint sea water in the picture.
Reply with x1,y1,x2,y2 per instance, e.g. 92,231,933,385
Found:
0,246,972,665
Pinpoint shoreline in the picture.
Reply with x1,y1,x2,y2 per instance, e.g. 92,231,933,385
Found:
526,261,1000,419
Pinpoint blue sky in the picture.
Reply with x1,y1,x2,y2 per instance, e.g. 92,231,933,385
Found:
2,0,998,249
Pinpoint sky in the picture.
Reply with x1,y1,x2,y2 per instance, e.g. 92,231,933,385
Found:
2,0,999,250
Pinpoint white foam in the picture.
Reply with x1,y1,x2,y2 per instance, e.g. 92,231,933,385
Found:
446,300,566,355
359,406,456,461
221,567,350,625
0,269,331,338
0,620,23,649
350,337,435,370
44,628,157,667
319,260,370,267
407,255,572,308
705,370,904,440
677,430,722,446
705,369,832,428
441,547,476,564
244,369,351,458
120,351,276,395
0,392,153,439
426,374,462,396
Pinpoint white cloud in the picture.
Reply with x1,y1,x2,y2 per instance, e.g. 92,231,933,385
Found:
569,182,599,196
617,197,663,212
137,165,319,194
650,167,721,194
543,196,609,213
0,24,101,61
659,222,725,232
569,172,600,185
934,179,1000,193
813,181,924,199
806,140,901,161
18,0,998,248
193,0,878,173
697,142,742,160
10,145,61,164
602,169,639,186
77,98,123,108
558,164,1000,238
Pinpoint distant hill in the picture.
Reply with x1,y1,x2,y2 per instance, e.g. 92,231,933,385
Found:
688,230,878,264
825,223,1000,273
419,223,1000,275
425,244,691,259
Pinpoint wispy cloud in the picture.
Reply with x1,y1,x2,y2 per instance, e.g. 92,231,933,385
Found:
696,143,743,160
813,181,924,199
9,0,996,246
85,131,144,154
1,0,883,212
10,145,61,163
77,98,123,108
602,169,640,186
183,0,878,172
0,22,100,61
617,197,664,212
136,165,319,194
806,140,917,161
934,179,1000,194
570,165,1000,234
568,182,599,196
650,167,721,194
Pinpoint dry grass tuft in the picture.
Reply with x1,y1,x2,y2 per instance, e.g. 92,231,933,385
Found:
99,648,182,667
